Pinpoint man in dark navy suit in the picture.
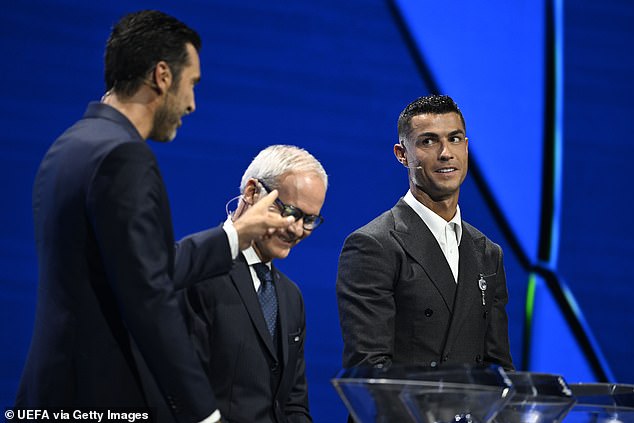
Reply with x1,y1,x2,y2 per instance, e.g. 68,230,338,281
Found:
184,145,327,423
16,10,292,423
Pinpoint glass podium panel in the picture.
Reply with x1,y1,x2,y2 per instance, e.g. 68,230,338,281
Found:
493,372,576,423
331,364,514,423
565,383,634,423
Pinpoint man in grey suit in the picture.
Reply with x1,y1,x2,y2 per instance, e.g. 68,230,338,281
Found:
184,145,327,423
336,94,513,372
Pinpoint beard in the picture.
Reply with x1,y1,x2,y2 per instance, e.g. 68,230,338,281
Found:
148,91,181,142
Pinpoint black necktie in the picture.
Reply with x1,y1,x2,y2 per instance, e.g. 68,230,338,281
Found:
253,263,278,338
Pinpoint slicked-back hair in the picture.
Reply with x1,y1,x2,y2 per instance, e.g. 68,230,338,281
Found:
239,145,328,194
397,94,466,144
104,10,201,98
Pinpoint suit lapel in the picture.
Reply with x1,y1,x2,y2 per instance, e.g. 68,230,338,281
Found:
390,200,457,311
443,226,485,354
231,256,277,358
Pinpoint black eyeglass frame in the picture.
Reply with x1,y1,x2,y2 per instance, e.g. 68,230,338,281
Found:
257,179,324,230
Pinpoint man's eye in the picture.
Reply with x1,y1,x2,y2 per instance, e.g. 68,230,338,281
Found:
282,207,302,220
417,138,436,147
450,136,464,143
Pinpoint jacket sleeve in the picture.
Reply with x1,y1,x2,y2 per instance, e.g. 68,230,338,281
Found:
87,142,217,422
336,230,397,369
484,246,514,371
173,226,233,290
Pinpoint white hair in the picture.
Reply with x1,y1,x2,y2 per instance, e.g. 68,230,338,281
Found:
239,145,328,193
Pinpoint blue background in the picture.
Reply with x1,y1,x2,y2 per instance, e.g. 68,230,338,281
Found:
1,0,633,421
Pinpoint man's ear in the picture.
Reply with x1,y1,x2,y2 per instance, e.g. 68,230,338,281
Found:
242,178,259,205
152,61,172,95
394,143,408,167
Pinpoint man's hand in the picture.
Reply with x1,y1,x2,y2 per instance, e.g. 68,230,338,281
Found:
233,190,294,250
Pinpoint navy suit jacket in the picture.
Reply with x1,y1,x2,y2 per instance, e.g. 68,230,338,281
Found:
184,254,311,423
17,102,232,422
336,199,514,370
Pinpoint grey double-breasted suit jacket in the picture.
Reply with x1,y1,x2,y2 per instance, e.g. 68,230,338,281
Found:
336,199,514,371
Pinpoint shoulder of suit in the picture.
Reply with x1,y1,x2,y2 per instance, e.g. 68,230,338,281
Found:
462,220,502,250
348,208,396,238
274,269,305,300
58,110,152,175
274,268,295,288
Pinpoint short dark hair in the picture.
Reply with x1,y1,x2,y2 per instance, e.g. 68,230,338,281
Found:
397,94,466,144
104,10,202,98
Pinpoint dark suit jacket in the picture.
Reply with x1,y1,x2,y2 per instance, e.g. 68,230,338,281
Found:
17,102,232,422
184,254,311,423
336,199,513,371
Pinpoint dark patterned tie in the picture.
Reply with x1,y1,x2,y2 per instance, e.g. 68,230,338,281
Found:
253,263,278,338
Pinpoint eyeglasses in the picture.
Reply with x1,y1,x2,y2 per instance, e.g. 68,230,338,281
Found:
258,180,324,230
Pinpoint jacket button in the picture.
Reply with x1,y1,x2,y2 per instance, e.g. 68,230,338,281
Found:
430,361,437,367
424,308,433,317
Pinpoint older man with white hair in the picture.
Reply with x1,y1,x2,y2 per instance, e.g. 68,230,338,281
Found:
184,145,328,423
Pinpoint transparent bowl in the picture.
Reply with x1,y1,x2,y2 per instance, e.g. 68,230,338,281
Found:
492,372,576,423
565,383,634,423
331,364,514,423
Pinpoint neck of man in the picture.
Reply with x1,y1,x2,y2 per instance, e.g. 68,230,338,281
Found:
411,186,459,222
101,87,159,140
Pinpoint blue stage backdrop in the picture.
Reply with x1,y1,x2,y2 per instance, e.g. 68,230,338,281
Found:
1,0,633,421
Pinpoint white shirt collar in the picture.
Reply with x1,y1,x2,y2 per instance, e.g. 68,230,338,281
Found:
402,190,462,246
242,246,272,292
242,245,271,269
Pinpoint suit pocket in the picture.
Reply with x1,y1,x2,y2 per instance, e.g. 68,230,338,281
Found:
480,272,497,316
288,329,303,359
288,329,302,346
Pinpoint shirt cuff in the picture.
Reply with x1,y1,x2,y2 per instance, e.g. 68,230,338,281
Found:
222,218,239,260
199,409,221,423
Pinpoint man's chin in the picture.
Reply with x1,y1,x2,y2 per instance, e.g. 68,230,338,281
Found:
165,130,177,142
149,126,178,143
270,247,291,260
161,128,177,142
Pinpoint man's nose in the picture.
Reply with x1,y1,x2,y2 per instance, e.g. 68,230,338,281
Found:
438,140,454,160
288,217,305,236
186,95,196,114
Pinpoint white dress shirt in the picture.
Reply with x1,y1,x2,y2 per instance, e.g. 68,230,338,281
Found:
199,409,221,423
242,245,271,291
403,190,462,282
222,218,240,259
